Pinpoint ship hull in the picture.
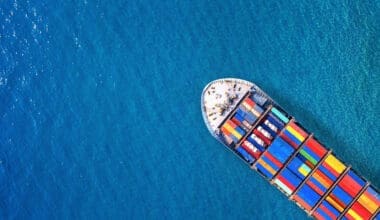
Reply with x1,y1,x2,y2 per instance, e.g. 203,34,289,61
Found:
201,78,380,220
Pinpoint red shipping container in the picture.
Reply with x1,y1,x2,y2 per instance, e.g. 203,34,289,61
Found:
280,133,299,149
319,203,338,219
264,151,283,169
312,211,325,220
277,175,296,191
348,202,372,220
288,122,308,138
241,142,260,159
244,97,255,107
314,170,334,187
293,195,312,211
338,175,362,197
231,117,242,127
253,129,271,145
304,160,314,169
328,194,346,210
306,138,327,158
227,120,237,128
221,127,231,136
306,180,325,196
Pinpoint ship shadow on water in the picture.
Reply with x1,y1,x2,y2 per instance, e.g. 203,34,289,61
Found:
264,86,380,188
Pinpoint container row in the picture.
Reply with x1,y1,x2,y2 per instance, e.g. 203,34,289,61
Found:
235,106,289,165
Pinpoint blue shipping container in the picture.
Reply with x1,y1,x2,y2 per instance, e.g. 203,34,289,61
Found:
282,130,302,146
331,186,352,206
319,165,338,181
297,184,320,207
287,157,306,180
237,147,254,164
281,168,302,187
234,112,245,123
267,113,284,129
256,163,274,178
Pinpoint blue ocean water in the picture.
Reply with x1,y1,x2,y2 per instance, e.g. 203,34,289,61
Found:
0,0,379,219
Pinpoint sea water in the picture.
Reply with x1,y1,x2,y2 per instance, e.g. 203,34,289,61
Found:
0,0,379,219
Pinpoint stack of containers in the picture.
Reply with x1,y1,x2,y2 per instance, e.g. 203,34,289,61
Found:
270,123,310,196
255,136,294,179
247,133,266,152
239,112,288,163
254,107,291,179
252,118,279,146
280,121,308,149
290,154,346,217
236,146,255,164
240,97,264,124
240,140,262,159
231,111,252,132
343,186,380,220
264,112,286,134
271,107,290,124
279,138,328,210
312,170,366,219
221,119,246,144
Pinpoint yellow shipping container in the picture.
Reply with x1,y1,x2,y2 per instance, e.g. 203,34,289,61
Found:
357,194,378,213
223,123,242,140
298,164,311,177
286,126,305,142
346,209,363,220
326,196,344,212
325,155,346,173
258,159,276,175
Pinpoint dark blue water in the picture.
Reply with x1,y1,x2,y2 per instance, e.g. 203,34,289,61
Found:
1,0,379,219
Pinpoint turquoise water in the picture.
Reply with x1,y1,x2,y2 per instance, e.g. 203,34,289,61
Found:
0,0,379,219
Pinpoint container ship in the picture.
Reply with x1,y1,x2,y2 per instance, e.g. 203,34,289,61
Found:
201,78,379,220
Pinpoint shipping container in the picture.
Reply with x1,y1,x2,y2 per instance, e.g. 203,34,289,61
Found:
251,93,268,106
257,125,273,140
267,113,285,130
241,141,260,159
313,200,340,220
202,78,380,220
263,119,278,134
344,201,372,220
338,170,366,198
267,136,295,164
253,129,271,146
304,168,335,201
329,185,354,208
271,107,289,123
294,184,321,210
280,122,308,149
247,134,266,152
357,186,380,214
304,138,327,159
256,159,276,178
287,157,311,180
275,168,301,195
236,146,255,164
